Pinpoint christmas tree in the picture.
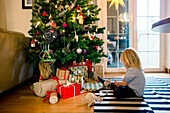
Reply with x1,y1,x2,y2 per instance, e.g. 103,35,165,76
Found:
25,0,107,71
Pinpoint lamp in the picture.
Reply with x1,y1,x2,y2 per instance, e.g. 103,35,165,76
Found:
107,0,126,10
118,12,129,22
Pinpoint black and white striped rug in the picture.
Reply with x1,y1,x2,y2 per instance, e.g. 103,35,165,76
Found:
94,77,170,113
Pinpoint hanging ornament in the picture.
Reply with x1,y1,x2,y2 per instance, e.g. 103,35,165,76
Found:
56,0,77,18
43,29,57,42
94,46,98,49
83,15,86,18
36,31,40,35
42,12,47,16
86,31,90,37
45,0,49,3
83,50,86,54
87,10,90,16
76,6,81,12
62,47,69,54
63,23,67,28
90,36,94,40
97,38,100,40
72,16,76,22
29,49,32,53
74,32,79,42
78,16,84,24
52,22,56,27
80,12,83,16
65,4,69,9
55,5,58,8
35,21,40,28
76,48,82,54
31,40,35,47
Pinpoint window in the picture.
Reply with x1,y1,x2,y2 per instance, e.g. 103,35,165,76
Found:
107,0,129,68
136,0,161,69
97,0,164,72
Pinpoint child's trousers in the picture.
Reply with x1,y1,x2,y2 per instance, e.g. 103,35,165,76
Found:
98,76,137,98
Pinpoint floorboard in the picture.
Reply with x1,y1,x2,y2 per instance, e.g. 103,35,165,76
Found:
0,73,170,113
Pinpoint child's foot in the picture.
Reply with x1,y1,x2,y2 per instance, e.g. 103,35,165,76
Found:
104,79,111,87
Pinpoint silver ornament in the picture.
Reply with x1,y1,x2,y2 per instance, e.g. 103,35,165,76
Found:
76,48,82,54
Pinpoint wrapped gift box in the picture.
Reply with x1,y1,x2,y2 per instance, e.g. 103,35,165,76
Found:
57,83,81,99
94,64,104,79
33,77,67,97
83,82,103,91
68,65,88,82
56,68,70,80
68,60,92,72
69,74,84,89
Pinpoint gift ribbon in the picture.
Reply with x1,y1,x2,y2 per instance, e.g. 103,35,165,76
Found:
39,75,44,81
113,81,120,89
43,90,57,102
57,68,70,80
59,83,76,97
50,76,60,85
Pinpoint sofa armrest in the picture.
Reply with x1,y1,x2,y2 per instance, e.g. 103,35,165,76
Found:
0,28,33,93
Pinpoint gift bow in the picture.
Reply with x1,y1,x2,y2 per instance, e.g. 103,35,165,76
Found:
49,76,60,85
59,83,76,97
43,90,57,102
113,81,120,89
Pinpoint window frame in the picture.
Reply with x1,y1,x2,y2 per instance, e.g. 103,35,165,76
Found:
97,0,165,73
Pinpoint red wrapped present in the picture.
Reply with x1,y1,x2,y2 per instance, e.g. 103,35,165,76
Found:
57,83,81,99
85,60,92,72
68,60,92,72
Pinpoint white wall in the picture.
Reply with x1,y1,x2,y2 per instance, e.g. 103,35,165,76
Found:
5,0,32,37
165,0,170,69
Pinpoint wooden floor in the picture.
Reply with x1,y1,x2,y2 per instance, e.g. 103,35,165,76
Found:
0,73,170,113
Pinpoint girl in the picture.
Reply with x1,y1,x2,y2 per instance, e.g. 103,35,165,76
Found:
98,48,145,98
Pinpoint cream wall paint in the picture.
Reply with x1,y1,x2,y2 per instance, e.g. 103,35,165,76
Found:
5,0,32,37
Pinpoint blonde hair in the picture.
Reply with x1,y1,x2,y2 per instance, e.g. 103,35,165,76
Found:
120,48,142,69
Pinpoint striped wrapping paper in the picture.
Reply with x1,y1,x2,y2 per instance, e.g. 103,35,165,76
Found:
83,82,103,91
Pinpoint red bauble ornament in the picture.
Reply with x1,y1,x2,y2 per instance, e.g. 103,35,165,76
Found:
52,22,56,26
94,46,98,49
31,40,34,44
97,38,100,40
29,49,32,53
80,13,83,16
51,29,54,32
83,15,86,18
76,6,81,10
42,12,47,16
36,31,39,35
91,36,94,40
63,23,67,28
